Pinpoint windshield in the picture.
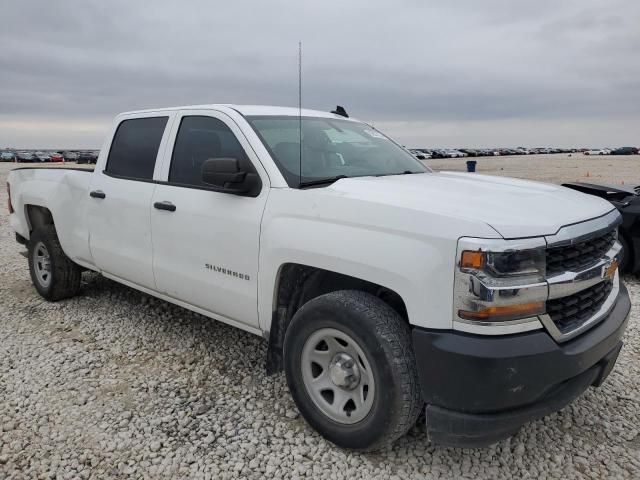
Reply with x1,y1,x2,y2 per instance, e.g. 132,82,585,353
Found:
247,116,429,187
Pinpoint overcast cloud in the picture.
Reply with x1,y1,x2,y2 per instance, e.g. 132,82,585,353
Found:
1,0,639,148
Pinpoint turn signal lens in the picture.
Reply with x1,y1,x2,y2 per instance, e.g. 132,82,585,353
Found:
460,250,484,269
603,259,618,280
458,301,545,322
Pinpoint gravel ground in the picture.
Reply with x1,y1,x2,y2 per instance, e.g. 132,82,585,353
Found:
1,159,639,479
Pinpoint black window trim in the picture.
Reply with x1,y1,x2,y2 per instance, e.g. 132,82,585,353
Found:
102,170,262,196
104,115,169,182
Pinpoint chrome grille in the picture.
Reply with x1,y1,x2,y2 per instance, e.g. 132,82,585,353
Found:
546,280,613,335
546,230,616,276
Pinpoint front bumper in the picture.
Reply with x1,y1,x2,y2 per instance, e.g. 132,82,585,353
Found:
412,283,631,448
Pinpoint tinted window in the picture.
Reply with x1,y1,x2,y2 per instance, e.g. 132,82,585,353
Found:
169,116,256,187
106,117,168,180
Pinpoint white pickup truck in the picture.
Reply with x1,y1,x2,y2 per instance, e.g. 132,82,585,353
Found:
7,105,631,449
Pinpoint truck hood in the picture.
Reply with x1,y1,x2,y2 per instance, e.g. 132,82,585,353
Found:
325,172,615,238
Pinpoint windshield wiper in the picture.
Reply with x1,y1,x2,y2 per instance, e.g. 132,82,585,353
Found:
299,175,348,188
375,170,423,177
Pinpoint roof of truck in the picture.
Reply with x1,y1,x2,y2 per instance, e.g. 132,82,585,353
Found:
119,104,359,121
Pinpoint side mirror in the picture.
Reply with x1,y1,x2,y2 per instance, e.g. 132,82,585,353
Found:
201,157,259,196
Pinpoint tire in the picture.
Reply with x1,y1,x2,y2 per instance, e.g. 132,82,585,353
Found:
28,225,81,301
619,234,632,274
283,290,422,451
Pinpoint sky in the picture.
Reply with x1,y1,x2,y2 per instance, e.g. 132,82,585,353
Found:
1,0,639,149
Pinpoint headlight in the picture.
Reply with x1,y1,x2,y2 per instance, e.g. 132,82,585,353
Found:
460,248,546,279
454,238,547,331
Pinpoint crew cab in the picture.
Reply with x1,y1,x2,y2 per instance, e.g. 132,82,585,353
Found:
7,105,631,450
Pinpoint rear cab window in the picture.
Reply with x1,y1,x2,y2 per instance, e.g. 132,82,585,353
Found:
105,117,169,180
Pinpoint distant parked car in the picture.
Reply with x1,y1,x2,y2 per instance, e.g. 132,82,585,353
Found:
77,151,92,164
35,151,51,162
584,149,609,156
77,151,99,164
429,149,448,159
62,151,79,162
610,147,639,155
50,153,64,162
459,149,481,157
409,150,431,160
1,151,17,162
443,149,467,158
16,151,38,162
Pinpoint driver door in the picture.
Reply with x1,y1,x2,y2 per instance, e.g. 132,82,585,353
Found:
150,110,269,329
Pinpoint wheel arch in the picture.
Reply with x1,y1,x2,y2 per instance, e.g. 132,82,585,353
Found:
265,262,409,375
25,204,55,233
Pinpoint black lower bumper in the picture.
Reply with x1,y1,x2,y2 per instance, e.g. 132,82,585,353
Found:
413,283,631,448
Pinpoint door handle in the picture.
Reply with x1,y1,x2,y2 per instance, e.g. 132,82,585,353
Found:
154,201,176,212
90,190,106,199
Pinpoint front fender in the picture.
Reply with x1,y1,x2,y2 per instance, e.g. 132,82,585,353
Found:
257,189,499,332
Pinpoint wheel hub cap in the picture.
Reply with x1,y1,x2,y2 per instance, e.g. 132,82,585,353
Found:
329,353,360,390
300,328,375,424
33,241,52,288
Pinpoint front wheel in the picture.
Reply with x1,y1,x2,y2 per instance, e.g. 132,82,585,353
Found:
283,290,422,451
28,225,81,301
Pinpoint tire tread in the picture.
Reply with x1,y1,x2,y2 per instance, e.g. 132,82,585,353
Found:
334,290,422,449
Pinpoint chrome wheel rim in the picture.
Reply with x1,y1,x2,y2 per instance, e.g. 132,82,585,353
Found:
301,328,375,424
33,241,52,288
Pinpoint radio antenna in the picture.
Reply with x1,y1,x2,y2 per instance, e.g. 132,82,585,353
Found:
298,41,302,188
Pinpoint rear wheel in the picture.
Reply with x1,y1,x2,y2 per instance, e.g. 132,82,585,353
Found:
28,225,81,301
283,290,422,451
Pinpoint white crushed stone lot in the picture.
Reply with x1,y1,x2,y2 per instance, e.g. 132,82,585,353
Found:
0,160,639,479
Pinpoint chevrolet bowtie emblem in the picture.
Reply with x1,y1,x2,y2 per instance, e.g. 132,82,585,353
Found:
603,259,618,280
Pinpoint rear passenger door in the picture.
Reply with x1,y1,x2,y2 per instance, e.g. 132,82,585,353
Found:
150,110,269,329
87,113,173,290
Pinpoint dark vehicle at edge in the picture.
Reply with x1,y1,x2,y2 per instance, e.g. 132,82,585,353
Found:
562,182,640,274
610,147,639,155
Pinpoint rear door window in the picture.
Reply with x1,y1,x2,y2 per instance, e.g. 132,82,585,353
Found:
105,117,168,180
